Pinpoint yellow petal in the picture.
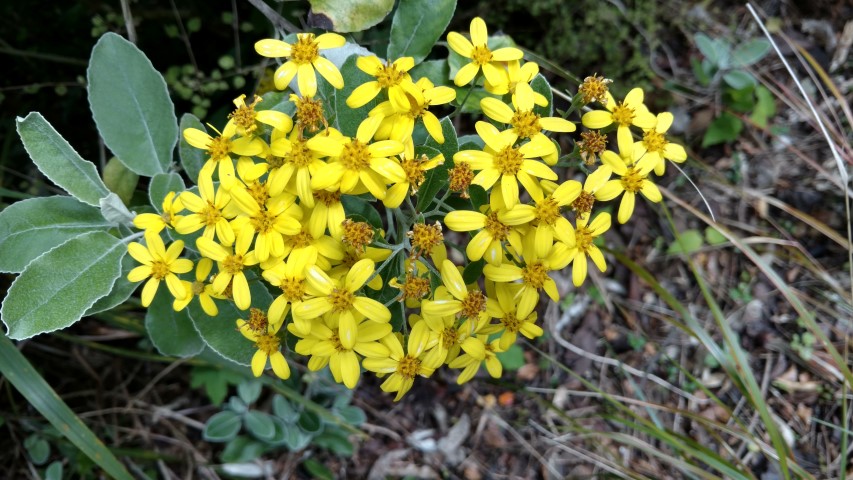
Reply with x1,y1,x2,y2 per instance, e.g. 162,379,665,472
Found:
454,62,480,87
440,259,468,301
581,110,613,129
251,350,267,377
447,31,474,57
269,351,291,379
255,39,291,57
313,56,344,89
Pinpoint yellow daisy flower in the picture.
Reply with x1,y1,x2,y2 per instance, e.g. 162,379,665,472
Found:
310,116,406,200
363,322,441,401
581,87,656,150
569,165,613,220
480,91,575,142
448,335,505,384
444,206,522,265
564,212,612,287
255,33,346,97
173,258,224,316
127,231,193,307
262,248,318,328
309,187,346,240
236,308,290,379
370,77,456,144
383,138,445,208
499,179,581,258
132,191,183,234
447,17,523,87
182,123,266,190
484,60,548,108
267,126,345,205
225,94,293,138
228,185,302,262
597,149,662,224
292,314,392,389
421,260,492,324
174,174,235,246
633,112,688,175
293,258,391,351
346,56,418,110
454,121,557,208
486,283,542,350
196,233,259,310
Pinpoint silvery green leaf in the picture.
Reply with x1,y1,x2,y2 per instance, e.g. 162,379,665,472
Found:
387,0,456,64
145,288,205,358
99,192,136,225
15,112,110,207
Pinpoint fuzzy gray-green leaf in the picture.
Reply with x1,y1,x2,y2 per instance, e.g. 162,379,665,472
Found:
88,32,177,177
145,288,205,358
1,231,125,339
15,112,110,207
0,196,113,273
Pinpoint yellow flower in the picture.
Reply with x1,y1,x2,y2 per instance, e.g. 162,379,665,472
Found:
174,174,235,246
309,188,346,240
127,231,193,307
293,259,391,351
182,123,266,190
454,121,556,209
486,283,542,350
564,212,611,287
363,322,441,401
569,165,613,220
173,258,224,316
225,94,293,138
228,184,302,262
421,260,491,324
310,116,406,200
346,56,418,110
633,112,687,175
484,60,548,108
447,17,523,86
499,179,581,258
132,191,183,234
237,308,290,379
383,138,445,208
480,92,575,142
262,248,317,328
196,233,259,310
581,87,656,150
597,148,662,224
370,77,456,144
448,335,505,384
292,314,392,389
255,33,346,97
267,126,344,205
483,239,571,317
444,200,523,265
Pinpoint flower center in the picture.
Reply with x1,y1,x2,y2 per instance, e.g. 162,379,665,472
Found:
191,280,206,296
293,95,326,132
229,95,262,135
267,155,285,169
521,261,548,289
441,327,458,349
288,230,314,249
472,45,493,66
247,182,269,207
200,203,222,227
340,139,371,171
329,288,354,312
376,62,406,88
501,312,521,333
408,222,443,256
341,219,374,253
246,308,269,334
571,191,596,217
483,212,510,241
511,110,541,139
281,277,306,302
291,34,319,64
578,131,608,166
534,197,560,225
578,74,613,105
396,355,421,379
151,260,170,280
448,161,474,197
288,138,314,167
314,189,341,206
255,333,280,355
329,332,346,352
398,274,430,301
401,155,428,190
494,146,524,175
620,167,645,193
610,102,635,127
460,290,487,319
642,130,667,153
576,226,595,252
207,135,231,160
222,254,245,275
250,210,276,234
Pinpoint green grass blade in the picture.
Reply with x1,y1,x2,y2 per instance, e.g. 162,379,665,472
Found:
0,335,133,479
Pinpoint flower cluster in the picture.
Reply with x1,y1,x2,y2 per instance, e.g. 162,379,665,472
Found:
126,17,685,401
